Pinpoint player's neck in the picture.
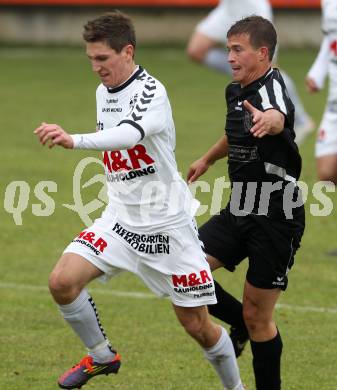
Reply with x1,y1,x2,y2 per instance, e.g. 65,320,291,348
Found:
241,64,271,88
117,63,138,88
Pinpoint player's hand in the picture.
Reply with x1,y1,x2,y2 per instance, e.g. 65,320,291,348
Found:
187,158,210,184
34,122,74,149
244,100,275,138
305,77,320,93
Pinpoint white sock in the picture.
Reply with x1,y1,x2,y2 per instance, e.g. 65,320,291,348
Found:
58,289,115,363
204,327,244,390
203,48,232,74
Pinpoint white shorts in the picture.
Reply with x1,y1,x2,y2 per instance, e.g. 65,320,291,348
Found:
64,214,216,308
196,0,272,43
315,109,337,157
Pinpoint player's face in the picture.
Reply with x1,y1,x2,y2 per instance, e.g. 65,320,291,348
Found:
227,33,268,87
86,41,134,88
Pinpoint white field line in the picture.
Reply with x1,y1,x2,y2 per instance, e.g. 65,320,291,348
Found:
1,281,337,315
0,282,155,299
275,303,337,314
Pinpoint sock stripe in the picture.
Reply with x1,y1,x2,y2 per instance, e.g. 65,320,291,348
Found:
88,296,114,353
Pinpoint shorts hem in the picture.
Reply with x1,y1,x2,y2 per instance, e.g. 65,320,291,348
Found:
315,148,337,158
171,298,217,308
246,276,287,292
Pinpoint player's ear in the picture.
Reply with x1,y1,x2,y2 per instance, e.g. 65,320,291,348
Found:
122,44,135,60
259,46,269,62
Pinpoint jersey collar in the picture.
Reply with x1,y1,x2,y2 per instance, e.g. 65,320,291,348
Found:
107,66,144,94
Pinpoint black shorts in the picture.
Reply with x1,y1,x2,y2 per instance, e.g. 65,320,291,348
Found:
199,206,305,291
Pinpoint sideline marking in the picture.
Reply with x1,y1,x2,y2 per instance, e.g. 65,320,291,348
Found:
1,281,337,314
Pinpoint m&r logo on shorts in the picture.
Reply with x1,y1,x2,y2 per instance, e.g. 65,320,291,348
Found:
172,270,214,298
72,230,108,255
172,270,212,287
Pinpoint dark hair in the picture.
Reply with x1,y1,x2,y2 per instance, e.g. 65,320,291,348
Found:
227,15,277,60
83,11,136,53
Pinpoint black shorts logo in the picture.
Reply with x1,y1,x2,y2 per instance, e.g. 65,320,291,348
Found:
112,222,170,254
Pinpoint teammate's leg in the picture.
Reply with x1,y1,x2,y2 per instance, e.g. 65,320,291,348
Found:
209,280,247,332
316,154,337,183
173,304,244,390
207,255,249,357
280,69,313,144
49,253,120,388
242,280,282,390
315,108,337,183
187,32,232,74
186,2,233,75
207,255,246,329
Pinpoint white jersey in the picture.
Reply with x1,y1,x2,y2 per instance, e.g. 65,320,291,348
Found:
309,0,337,92
323,0,337,105
95,66,196,231
307,0,337,157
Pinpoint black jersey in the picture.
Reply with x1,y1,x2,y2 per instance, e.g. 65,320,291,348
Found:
225,68,302,219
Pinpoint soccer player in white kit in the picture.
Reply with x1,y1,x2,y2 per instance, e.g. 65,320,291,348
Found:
34,12,244,390
187,0,313,144
306,0,337,184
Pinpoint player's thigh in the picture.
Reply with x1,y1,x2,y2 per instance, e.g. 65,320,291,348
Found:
50,252,103,290
207,254,225,271
187,31,219,61
61,217,141,284
199,208,247,273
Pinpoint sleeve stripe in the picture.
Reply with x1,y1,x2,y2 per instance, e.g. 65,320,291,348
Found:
118,119,145,140
259,85,273,110
273,79,287,115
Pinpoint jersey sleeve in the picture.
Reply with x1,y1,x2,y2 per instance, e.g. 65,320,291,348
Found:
118,79,170,140
257,72,292,118
71,123,141,151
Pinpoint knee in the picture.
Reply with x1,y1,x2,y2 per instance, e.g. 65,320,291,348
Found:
317,162,337,184
317,170,337,184
242,305,256,332
48,269,78,302
242,305,266,334
186,44,205,63
180,315,205,339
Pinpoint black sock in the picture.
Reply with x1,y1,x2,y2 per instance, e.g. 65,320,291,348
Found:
250,330,283,390
208,280,247,331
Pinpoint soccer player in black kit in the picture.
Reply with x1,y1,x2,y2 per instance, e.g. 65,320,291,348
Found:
188,16,305,390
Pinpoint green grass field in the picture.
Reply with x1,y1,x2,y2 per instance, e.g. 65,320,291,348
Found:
0,45,336,389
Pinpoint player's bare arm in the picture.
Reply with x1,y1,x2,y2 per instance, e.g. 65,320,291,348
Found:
306,35,329,94
305,77,320,94
34,122,74,149
244,100,285,138
187,135,228,183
